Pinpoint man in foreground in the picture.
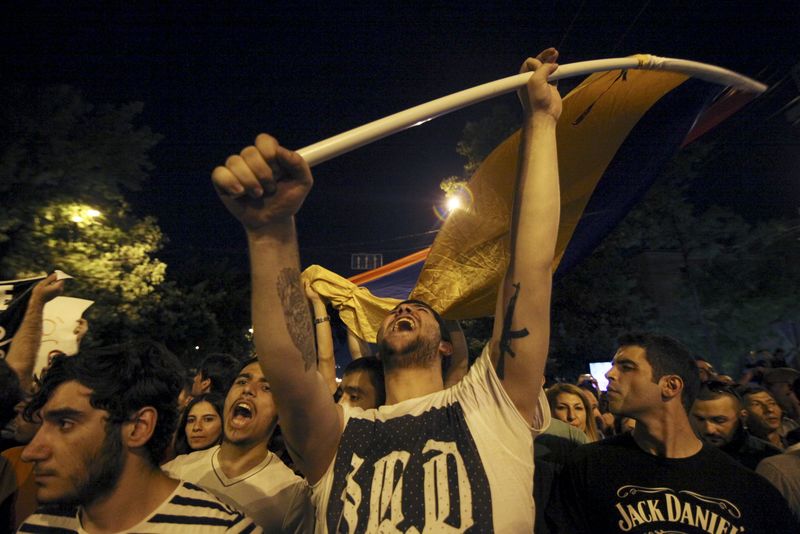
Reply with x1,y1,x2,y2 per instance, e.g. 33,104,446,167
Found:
559,333,796,532
164,357,312,532
18,343,259,532
212,48,561,531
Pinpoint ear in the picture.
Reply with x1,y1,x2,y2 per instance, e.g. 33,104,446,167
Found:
123,407,158,449
438,340,454,358
200,377,212,393
660,375,684,402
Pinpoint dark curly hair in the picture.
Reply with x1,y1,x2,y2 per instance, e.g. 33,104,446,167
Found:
24,341,184,466
173,392,225,456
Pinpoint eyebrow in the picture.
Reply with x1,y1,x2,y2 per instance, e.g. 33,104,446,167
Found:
42,408,84,422
237,373,269,383
343,386,364,394
613,357,637,367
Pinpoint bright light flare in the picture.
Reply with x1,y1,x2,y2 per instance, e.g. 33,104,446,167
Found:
86,209,101,217
446,196,462,212
433,183,474,222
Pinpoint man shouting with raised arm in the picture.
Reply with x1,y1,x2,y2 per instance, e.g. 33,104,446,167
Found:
212,48,561,533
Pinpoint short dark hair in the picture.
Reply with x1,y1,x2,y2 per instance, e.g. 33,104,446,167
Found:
173,392,225,456
343,356,386,406
25,341,183,466
740,384,776,403
695,381,743,408
0,359,22,428
197,353,242,393
396,300,452,343
618,332,700,411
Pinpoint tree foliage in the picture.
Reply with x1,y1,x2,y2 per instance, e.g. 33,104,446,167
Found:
0,85,259,366
0,85,169,342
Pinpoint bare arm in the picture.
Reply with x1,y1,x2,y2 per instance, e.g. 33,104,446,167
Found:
489,49,562,424
443,320,469,388
305,280,339,395
212,134,342,483
5,273,64,392
346,328,371,359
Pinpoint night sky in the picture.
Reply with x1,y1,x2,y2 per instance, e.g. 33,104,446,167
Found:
3,1,799,277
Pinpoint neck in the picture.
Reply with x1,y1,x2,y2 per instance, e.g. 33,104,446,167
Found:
81,458,178,534
384,365,444,405
218,438,270,477
630,404,703,458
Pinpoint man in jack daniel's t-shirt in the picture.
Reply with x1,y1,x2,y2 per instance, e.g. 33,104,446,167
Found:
558,333,797,533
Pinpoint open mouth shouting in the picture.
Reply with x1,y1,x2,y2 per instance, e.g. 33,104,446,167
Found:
230,401,254,429
391,317,416,333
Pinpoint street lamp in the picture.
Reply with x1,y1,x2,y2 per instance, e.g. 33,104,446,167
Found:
69,206,102,224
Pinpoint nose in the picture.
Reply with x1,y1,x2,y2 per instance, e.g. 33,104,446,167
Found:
21,430,47,463
241,380,256,397
192,419,203,432
396,304,412,315
566,408,576,421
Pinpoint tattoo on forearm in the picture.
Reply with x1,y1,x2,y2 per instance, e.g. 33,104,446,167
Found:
276,268,316,372
498,282,529,379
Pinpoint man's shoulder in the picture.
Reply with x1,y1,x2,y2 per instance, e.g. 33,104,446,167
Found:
162,446,217,476
568,432,635,460
742,432,784,454
19,484,261,533
145,481,261,531
18,505,80,531
261,451,306,488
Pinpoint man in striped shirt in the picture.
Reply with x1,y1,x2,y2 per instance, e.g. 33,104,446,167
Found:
17,342,260,532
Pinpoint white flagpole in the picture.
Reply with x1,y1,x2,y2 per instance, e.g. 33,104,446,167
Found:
296,55,767,167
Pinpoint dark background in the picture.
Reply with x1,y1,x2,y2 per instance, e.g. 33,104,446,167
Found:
2,1,798,276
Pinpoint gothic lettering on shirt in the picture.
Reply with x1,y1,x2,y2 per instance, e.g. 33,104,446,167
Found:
327,405,492,533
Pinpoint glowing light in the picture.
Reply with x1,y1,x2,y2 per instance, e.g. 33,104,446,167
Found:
68,206,102,225
195,346,200,350
433,183,475,222
446,196,462,212
248,327,254,334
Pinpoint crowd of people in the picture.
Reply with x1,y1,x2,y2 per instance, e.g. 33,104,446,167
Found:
1,47,798,532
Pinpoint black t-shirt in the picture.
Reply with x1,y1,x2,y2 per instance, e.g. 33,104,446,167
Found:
557,433,797,533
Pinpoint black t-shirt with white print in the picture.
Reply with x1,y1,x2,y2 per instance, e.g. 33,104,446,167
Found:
557,432,797,533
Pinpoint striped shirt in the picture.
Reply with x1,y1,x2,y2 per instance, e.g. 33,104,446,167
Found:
17,481,261,533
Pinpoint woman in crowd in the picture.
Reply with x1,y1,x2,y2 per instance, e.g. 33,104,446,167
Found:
173,392,225,456
547,383,600,441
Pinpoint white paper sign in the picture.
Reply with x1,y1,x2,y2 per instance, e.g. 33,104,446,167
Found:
36,296,93,375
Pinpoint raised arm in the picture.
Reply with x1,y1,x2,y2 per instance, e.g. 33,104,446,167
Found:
489,49,562,424
212,134,342,482
305,280,339,395
5,273,64,392
443,319,469,388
